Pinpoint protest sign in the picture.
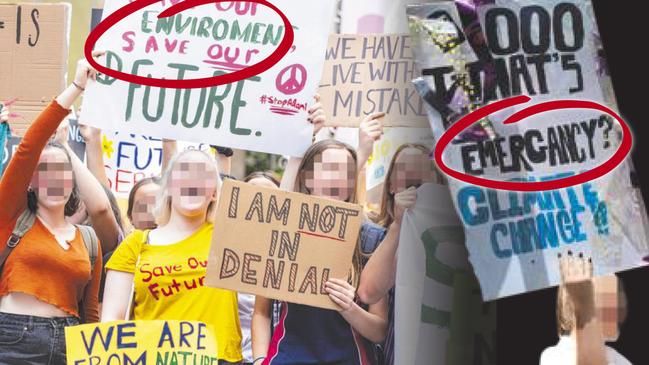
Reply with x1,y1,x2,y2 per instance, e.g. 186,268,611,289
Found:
81,0,336,157
319,34,429,128
206,179,363,310
65,320,219,365
0,3,70,136
396,183,495,365
366,127,434,191
98,130,208,199
408,0,649,300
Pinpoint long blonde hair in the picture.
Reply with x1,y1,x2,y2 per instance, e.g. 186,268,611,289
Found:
155,149,222,226
376,144,442,228
294,140,363,286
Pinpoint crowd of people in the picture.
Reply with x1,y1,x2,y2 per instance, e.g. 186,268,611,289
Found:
0,55,434,365
0,55,630,365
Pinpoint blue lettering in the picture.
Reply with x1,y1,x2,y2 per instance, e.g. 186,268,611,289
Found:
557,210,574,243
491,224,512,258
116,322,137,349
157,322,175,348
457,187,489,226
81,326,113,355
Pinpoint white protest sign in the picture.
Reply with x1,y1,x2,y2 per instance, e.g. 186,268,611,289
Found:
82,0,336,157
396,183,495,365
408,0,649,300
99,131,209,199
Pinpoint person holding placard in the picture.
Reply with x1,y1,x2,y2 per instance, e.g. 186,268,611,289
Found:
252,139,389,365
0,54,104,364
540,253,631,365
101,148,243,364
358,144,444,365
244,171,281,365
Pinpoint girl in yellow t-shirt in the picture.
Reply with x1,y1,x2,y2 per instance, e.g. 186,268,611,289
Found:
101,149,243,364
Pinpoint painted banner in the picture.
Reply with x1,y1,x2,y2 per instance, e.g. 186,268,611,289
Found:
319,34,429,127
0,3,70,136
408,0,649,300
366,127,435,190
65,320,218,364
396,183,496,365
206,180,363,310
81,0,336,157
98,131,208,199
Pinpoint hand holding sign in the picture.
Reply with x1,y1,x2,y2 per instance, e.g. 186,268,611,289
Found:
206,180,363,310
308,94,326,136
325,278,357,313
394,187,417,224
74,51,105,89
559,252,595,310
357,112,385,166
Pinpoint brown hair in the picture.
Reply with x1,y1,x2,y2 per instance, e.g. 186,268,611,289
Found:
27,141,80,217
295,139,358,203
294,140,364,286
375,143,442,228
244,171,280,187
127,176,160,222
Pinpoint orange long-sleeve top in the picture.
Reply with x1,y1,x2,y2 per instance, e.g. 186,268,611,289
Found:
0,100,102,322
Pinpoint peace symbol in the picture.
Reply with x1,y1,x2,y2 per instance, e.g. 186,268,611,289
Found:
276,64,307,95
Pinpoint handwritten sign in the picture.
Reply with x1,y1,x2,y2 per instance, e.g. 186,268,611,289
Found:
206,180,363,310
319,34,429,127
408,0,649,300
65,320,218,365
0,3,70,136
81,0,336,157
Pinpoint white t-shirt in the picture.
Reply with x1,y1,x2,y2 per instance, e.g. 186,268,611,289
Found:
238,293,255,363
540,336,632,365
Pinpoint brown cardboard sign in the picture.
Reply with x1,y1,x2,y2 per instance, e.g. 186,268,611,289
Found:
206,180,363,310
319,34,429,128
0,3,70,136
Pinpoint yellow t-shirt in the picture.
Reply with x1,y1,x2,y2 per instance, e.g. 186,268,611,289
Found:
106,223,242,362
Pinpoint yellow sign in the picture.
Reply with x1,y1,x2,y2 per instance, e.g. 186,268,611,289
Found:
65,320,219,365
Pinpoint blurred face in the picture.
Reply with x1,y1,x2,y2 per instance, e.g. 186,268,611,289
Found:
389,148,437,194
169,152,218,218
131,182,160,230
30,148,74,211
248,177,279,190
305,148,356,202
593,275,626,341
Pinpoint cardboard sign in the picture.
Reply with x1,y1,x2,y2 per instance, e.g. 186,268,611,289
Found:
319,34,429,128
0,3,70,136
408,0,649,300
81,0,336,157
206,180,363,310
65,320,219,364
395,184,496,365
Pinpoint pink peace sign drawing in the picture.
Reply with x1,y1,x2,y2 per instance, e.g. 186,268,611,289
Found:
276,64,307,95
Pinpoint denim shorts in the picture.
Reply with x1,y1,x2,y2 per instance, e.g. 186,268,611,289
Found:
0,312,79,365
